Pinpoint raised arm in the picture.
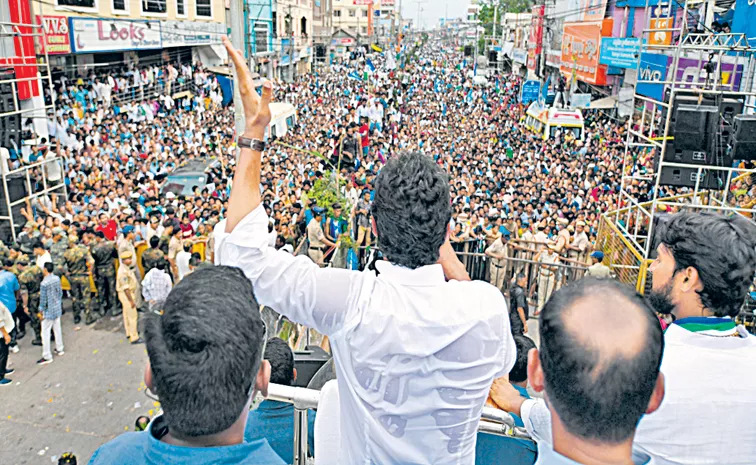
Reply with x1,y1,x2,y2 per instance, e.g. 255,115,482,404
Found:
215,37,359,336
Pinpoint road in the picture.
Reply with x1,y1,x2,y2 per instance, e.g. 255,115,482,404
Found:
1,301,151,465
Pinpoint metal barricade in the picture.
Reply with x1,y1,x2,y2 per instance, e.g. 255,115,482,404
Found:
264,383,531,465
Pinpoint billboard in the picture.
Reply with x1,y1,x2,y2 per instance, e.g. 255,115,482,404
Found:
527,5,545,72
636,53,745,101
732,0,756,46
37,15,71,55
599,37,640,69
582,0,608,21
636,52,669,100
70,18,161,53
560,20,613,85
521,80,540,104
161,21,223,48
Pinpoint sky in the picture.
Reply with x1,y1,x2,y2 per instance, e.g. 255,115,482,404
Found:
397,0,471,30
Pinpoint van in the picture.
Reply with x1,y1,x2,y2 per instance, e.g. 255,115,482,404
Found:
267,102,298,140
524,102,584,141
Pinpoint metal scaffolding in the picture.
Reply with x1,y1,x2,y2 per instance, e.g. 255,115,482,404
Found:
610,0,756,264
0,0,66,243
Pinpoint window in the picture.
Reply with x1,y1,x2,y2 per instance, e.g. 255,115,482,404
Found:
142,0,166,13
361,26,367,34
348,9,356,17
361,9,368,17
333,9,341,17
57,0,95,7
196,0,212,17
176,0,185,16
112,0,126,11
300,17,308,37
254,23,268,54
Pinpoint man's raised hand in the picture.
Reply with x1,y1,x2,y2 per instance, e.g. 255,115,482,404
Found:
222,36,273,136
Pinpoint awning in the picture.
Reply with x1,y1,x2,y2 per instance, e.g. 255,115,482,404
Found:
586,95,618,109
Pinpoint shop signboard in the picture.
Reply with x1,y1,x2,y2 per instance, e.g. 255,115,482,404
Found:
635,52,668,100
70,18,161,53
560,20,613,85
582,0,608,22
513,48,527,64
521,80,540,104
37,15,71,55
162,21,223,48
599,37,640,69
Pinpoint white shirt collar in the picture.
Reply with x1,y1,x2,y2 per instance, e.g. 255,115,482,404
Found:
374,261,446,286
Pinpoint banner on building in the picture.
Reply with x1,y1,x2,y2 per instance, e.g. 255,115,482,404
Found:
162,21,223,48
521,80,541,104
382,0,396,5
513,48,527,64
560,20,613,85
70,18,161,53
636,52,669,100
582,0,608,21
732,0,756,46
36,15,71,55
599,37,640,69
649,17,673,46
527,5,545,72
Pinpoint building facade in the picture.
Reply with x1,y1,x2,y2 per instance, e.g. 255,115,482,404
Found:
248,0,275,77
275,0,313,81
33,0,227,73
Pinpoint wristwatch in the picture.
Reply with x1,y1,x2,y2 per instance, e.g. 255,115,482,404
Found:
237,136,266,152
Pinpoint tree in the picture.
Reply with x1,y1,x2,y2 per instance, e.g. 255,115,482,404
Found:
476,0,532,50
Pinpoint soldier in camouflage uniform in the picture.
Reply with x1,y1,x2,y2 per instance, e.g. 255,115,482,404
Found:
141,236,165,276
64,234,96,325
17,259,43,345
91,231,119,316
50,227,69,277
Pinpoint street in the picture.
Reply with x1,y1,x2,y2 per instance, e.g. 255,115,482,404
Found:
1,302,151,464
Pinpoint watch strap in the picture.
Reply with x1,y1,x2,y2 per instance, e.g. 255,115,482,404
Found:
238,137,266,152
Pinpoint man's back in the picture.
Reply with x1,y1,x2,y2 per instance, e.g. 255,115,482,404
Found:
634,323,756,464
216,208,515,464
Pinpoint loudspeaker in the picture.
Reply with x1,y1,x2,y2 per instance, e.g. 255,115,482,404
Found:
293,346,331,388
729,114,756,161
673,104,718,151
662,141,722,165
648,213,672,260
488,50,498,63
464,45,473,57
658,166,727,189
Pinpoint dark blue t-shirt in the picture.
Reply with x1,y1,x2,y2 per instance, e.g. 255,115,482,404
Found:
0,270,19,314
245,400,316,464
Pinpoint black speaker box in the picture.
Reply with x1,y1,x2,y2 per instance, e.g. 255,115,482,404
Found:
464,45,473,57
488,50,498,63
293,346,331,388
733,114,756,142
673,105,719,151
731,140,756,161
658,166,727,189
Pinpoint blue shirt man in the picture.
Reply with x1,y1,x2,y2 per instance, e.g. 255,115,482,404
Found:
245,337,316,463
0,266,19,315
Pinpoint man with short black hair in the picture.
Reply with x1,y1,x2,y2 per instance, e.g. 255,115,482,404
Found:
245,337,315,463
90,266,283,464
492,278,665,464
38,262,64,365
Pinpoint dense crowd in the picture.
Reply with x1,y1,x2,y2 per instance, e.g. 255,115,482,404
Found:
0,36,755,465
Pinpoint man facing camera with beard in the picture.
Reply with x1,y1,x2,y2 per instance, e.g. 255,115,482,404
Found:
492,211,756,465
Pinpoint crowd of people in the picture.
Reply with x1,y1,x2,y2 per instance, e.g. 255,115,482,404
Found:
0,33,754,465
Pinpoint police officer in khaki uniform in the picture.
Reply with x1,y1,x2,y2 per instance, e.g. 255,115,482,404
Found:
116,250,142,344
307,207,336,264
485,234,508,291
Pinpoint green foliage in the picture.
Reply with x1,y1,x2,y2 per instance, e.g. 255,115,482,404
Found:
309,171,352,218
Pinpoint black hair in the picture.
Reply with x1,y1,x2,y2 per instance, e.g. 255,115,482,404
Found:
539,278,663,444
149,236,160,248
509,335,536,384
144,266,266,437
43,262,54,273
183,243,192,252
264,337,295,386
95,231,105,239
657,212,756,317
371,152,451,269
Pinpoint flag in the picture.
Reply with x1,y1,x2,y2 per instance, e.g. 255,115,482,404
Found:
541,75,551,105
348,71,362,81
371,44,383,53
506,147,514,159
366,58,376,74
465,89,473,104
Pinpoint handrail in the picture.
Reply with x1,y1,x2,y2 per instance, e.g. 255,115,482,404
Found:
264,382,531,465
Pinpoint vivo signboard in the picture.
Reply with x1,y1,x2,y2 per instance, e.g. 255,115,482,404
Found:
70,18,161,53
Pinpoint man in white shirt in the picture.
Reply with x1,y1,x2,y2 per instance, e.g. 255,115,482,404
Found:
215,38,515,465
493,212,756,465
175,243,192,282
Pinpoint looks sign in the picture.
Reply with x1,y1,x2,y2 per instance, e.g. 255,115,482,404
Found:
70,18,161,53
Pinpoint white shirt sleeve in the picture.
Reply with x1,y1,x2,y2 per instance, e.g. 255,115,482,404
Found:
214,205,362,337
521,398,553,445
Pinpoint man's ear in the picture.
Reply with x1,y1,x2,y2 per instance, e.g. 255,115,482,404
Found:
256,360,271,398
646,373,665,415
144,361,154,391
680,266,702,293
526,348,545,393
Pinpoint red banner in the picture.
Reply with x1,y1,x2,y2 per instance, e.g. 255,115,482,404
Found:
0,0,38,100
36,15,71,55
527,5,545,72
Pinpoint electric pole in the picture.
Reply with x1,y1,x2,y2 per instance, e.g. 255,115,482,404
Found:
229,0,249,143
